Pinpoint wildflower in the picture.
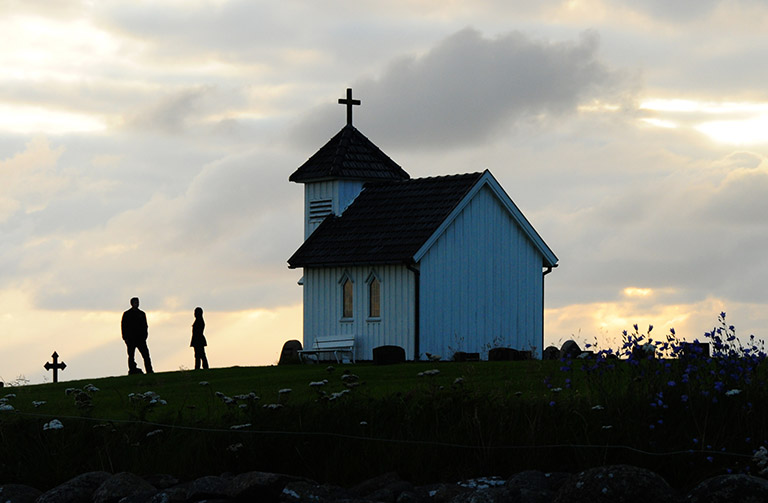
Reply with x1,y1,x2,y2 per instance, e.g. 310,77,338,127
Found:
725,389,742,396
83,384,100,392
43,419,64,430
548,401,556,407
360,421,368,426
3,393,16,399
146,429,163,437
263,403,283,410
601,425,613,430
753,446,768,475
227,443,243,452
230,423,252,430
551,387,563,393
667,381,676,387
199,381,209,386
278,388,292,395
0,404,14,412
591,405,604,410
309,381,327,387
32,401,46,407
453,377,465,386
681,394,689,403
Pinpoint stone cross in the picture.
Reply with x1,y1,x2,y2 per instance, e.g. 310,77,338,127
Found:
338,88,361,126
44,351,67,383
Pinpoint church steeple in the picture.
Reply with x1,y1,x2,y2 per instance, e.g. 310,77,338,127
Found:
290,89,410,238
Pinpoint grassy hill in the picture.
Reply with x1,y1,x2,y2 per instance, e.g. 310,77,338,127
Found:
2,354,768,490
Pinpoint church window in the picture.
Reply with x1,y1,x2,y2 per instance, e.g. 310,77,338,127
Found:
368,277,381,318
342,278,353,318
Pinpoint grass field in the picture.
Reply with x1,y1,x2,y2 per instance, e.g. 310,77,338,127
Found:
2,330,768,491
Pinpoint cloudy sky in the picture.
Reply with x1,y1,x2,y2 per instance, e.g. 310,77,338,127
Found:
2,0,768,384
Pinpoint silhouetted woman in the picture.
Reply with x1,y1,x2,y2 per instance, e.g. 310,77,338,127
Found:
190,307,209,370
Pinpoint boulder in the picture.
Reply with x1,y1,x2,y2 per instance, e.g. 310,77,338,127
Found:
185,475,230,501
553,464,675,503
229,471,310,501
278,340,303,365
93,472,156,503
282,480,349,502
373,345,406,365
0,484,43,503
37,471,112,503
686,474,768,503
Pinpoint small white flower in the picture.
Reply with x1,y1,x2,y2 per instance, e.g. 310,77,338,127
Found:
309,381,327,387
591,405,605,410
146,429,163,437
3,393,16,399
278,388,292,394
32,401,47,408
453,377,465,385
0,404,14,411
230,423,252,430
725,389,742,396
199,381,209,386
602,425,613,430
43,419,64,430
227,443,243,452
263,403,283,410
360,421,368,426
83,384,100,392
602,487,609,494
239,404,248,409
551,387,563,392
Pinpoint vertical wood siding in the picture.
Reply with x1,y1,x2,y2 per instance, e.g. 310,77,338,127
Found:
303,265,416,360
419,185,545,359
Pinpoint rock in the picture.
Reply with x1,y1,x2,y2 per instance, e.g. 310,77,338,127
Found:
37,471,112,503
553,464,676,503
185,475,230,502
229,471,309,501
686,474,768,503
278,340,303,365
142,474,180,490
414,483,469,503
349,472,409,500
373,345,406,365
449,486,515,503
559,340,582,360
93,472,156,503
0,483,42,503
282,480,349,502
542,346,559,360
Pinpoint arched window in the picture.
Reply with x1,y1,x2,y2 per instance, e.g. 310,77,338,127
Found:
369,277,381,318
342,278,353,318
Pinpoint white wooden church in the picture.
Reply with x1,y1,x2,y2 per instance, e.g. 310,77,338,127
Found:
288,89,558,361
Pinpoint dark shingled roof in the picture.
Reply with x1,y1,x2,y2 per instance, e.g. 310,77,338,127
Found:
289,124,410,183
288,172,484,267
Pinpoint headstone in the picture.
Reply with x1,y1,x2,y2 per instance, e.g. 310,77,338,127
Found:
43,351,67,383
488,347,515,361
372,345,405,365
542,346,559,360
278,340,303,365
559,340,581,360
681,341,710,359
453,351,480,362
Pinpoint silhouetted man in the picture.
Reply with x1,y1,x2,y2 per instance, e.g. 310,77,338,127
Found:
121,297,154,374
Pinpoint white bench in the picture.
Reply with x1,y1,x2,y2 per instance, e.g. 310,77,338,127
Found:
298,335,356,364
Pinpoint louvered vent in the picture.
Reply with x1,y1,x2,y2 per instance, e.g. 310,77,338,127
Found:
309,199,333,221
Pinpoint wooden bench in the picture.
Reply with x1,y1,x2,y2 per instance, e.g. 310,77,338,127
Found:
298,335,356,364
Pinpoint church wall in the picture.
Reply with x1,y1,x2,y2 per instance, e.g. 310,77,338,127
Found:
302,264,416,360
418,185,544,359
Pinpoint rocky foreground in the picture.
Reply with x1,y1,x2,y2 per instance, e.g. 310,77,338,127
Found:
3,464,768,503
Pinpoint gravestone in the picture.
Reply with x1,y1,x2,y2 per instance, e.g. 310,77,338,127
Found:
453,351,480,362
542,346,559,360
559,340,582,360
279,340,303,365
488,347,515,361
373,345,406,365
44,351,67,383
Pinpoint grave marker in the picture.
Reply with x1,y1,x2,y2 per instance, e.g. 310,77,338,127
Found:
44,351,67,383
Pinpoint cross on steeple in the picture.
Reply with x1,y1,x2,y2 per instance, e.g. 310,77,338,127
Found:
338,88,361,126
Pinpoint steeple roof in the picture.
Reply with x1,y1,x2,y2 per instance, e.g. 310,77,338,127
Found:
289,124,410,183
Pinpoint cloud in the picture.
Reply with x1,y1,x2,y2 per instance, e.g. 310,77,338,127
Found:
293,28,631,149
